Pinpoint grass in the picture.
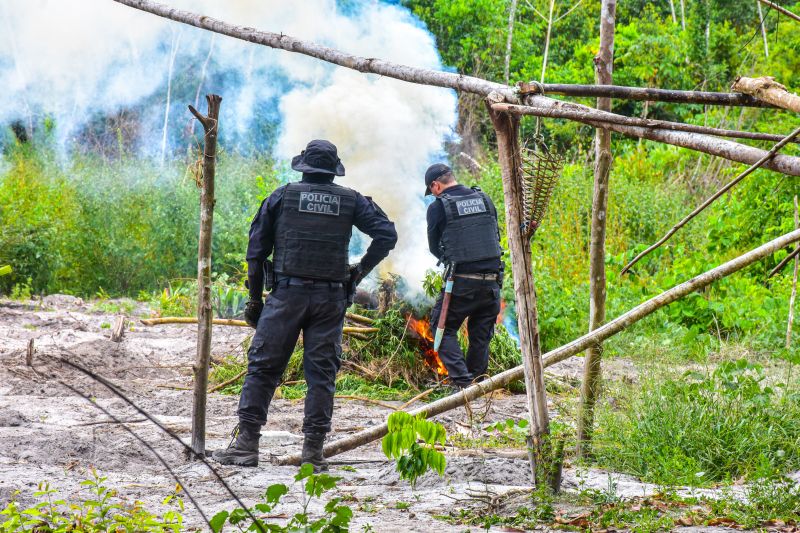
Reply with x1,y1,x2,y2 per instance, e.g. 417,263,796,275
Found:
592,357,800,486
90,299,136,315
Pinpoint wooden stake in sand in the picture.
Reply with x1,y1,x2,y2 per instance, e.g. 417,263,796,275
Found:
188,94,222,459
110,316,126,343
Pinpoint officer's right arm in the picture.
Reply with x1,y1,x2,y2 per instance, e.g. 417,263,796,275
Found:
245,187,285,301
353,194,398,273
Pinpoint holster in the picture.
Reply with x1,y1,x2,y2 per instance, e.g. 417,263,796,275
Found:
346,275,357,306
263,260,275,293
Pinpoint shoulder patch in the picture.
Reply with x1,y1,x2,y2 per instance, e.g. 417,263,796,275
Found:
455,197,487,216
298,191,341,216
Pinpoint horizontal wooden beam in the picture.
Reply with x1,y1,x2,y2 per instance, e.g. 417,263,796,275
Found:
492,100,800,176
521,82,777,108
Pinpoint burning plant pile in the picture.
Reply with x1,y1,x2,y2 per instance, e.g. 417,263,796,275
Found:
208,279,521,396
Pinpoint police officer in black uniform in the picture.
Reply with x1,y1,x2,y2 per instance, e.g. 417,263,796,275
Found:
213,140,397,470
425,163,503,390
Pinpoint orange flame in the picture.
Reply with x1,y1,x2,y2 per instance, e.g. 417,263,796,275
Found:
497,299,507,325
407,315,448,377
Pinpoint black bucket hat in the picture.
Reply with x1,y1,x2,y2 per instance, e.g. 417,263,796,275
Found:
291,139,345,176
424,163,452,196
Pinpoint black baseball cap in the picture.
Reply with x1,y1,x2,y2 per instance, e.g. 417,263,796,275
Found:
424,163,452,196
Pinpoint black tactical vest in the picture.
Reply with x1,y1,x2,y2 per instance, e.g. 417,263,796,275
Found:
273,182,357,281
439,188,502,264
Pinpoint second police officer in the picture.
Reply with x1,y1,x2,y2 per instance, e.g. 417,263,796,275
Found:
424,163,504,391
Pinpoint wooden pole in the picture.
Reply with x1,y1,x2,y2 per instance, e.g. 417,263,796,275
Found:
486,100,551,488
788,195,799,348
540,0,555,84
276,227,800,466
493,102,796,143
757,1,770,58
139,316,377,335
113,0,786,115
492,101,800,176
578,0,615,458
518,83,776,108
188,94,222,458
504,0,518,85
732,76,800,114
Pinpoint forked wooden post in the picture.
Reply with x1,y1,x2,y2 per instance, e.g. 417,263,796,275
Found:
486,98,551,488
189,93,222,458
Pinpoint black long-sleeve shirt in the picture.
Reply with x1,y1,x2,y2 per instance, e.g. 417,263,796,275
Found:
246,174,398,299
426,184,503,274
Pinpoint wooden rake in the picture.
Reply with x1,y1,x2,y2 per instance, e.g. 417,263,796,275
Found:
520,139,565,240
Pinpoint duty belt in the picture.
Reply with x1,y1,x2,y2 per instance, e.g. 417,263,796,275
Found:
454,272,500,281
276,276,344,288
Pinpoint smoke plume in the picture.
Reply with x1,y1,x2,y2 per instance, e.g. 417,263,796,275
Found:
0,0,457,288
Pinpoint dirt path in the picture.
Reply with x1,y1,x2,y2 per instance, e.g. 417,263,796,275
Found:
0,297,739,532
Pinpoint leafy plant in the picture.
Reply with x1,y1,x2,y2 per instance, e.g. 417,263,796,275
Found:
422,268,443,299
0,468,184,532
381,411,447,488
210,463,352,532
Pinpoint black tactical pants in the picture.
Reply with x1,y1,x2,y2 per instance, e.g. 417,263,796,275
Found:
429,276,501,388
237,279,347,435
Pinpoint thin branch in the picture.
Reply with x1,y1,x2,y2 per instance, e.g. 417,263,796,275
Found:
620,125,800,274
555,0,585,22
208,369,246,393
53,380,212,529
53,353,264,531
769,245,800,278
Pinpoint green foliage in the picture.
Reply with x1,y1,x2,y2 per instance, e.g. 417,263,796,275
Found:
382,412,446,488
0,469,184,532
594,359,800,485
0,265,11,277
422,268,442,299
10,277,32,300
0,146,279,297
210,463,352,532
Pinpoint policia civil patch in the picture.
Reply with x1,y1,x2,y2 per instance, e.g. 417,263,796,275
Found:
455,197,487,216
298,191,341,216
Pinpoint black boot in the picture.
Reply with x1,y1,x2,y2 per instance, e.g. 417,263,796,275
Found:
211,423,260,467
301,433,328,473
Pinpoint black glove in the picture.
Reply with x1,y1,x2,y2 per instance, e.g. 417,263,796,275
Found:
244,300,264,328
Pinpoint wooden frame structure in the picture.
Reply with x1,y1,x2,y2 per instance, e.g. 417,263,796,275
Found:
112,0,800,484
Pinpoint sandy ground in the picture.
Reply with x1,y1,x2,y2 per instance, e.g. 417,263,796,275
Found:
0,296,741,532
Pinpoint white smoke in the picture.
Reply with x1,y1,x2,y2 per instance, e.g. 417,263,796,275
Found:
0,0,457,288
